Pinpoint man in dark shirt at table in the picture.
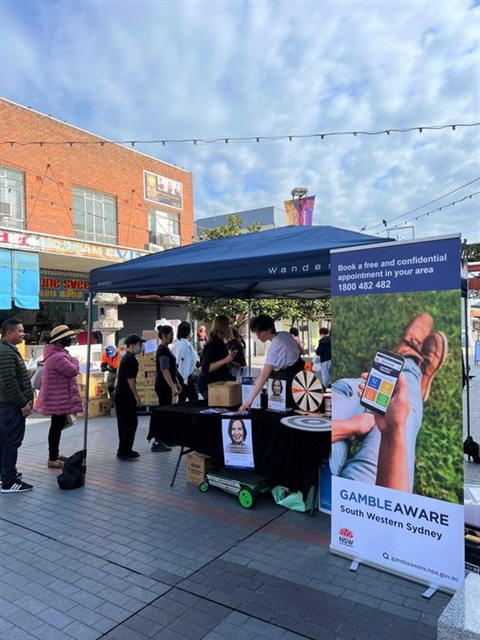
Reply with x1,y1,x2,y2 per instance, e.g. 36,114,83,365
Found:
114,334,145,460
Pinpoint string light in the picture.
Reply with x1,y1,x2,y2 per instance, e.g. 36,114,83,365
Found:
365,177,480,231
373,190,480,235
1,122,477,148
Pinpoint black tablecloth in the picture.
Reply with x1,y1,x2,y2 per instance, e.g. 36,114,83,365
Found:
147,403,331,497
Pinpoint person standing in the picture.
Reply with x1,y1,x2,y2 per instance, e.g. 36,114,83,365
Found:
34,325,83,468
316,327,332,388
171,321,198,403
197,316,236,400
114,334,145,460
289,327,304,355
197,325,208,356
239,314,304,411
101,344,119,401
0,318,34,492
151,325,181,452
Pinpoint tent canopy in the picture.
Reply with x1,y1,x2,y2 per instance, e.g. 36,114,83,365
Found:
89,225,388,299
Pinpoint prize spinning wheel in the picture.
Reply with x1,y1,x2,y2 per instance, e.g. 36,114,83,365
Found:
291,370,323,412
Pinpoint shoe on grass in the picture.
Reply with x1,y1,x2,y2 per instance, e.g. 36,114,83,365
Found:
420,331,448,401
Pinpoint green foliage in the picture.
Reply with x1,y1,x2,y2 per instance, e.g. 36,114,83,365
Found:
332,290,463,503
198,214,260,240
462,241,480,262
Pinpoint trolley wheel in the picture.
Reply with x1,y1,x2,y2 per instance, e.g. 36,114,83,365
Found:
238,487,255,509
199,482,209,493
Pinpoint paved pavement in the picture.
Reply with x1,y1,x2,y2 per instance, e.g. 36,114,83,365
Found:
1,357,479,640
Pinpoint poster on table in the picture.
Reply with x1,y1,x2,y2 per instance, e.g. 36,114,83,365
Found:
329,235,464,593
222,417,254,469
242,377,261,409
267,378,286,411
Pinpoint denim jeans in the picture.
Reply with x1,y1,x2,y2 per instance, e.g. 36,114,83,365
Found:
0,403,26,486
330,359,422,490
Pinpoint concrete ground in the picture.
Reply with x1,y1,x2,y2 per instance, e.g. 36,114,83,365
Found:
1,357,479,640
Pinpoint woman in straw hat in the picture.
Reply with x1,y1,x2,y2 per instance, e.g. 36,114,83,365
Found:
34,325,83,468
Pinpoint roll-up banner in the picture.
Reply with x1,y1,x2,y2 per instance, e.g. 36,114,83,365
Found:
329,236,464,593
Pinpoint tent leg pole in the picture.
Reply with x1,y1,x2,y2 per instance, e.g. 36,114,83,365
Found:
247,301,252,374
463,290,471,438
82,292,93,458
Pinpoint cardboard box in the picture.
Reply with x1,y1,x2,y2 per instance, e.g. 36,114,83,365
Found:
208,381,242,407
143,353,156,366
78,381,108,399
76,372,105,385
78,398,112,418
186,452,219,485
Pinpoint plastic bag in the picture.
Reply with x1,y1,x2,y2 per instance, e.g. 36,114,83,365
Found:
312,356,322,379
62,414,77,430
271,485,315,512
31,366,44,391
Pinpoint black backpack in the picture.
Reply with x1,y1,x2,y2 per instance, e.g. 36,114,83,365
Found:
57,450,87,490
464,436,480,464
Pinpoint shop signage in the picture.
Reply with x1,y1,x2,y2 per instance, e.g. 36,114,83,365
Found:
143,170,183,210
0,230,145,262
330,236,464,593
40,271,90,301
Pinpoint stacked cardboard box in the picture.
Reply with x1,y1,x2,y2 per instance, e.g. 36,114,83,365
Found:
186,452,220,486
77,372,111,417
136,352,158,406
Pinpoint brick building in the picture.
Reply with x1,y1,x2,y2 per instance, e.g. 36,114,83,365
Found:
0,98,194,341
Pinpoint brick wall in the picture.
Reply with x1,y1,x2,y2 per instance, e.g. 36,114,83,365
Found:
0,98,194,248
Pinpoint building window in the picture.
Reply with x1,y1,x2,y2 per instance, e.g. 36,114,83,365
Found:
0,166,25,230
149,208,180,248
73,187,117,245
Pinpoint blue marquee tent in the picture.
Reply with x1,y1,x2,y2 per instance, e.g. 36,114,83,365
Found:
89,225,388,299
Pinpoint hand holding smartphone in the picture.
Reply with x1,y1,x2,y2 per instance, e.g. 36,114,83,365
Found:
360,348,405,415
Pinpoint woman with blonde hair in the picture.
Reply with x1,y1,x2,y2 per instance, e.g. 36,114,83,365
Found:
197,315,237,399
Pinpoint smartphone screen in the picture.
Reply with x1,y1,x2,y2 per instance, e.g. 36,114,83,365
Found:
360,349,405,415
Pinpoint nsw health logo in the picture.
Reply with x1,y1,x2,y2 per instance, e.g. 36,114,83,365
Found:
338,527,354,547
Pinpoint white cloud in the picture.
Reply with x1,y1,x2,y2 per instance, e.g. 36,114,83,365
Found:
1,0,479,242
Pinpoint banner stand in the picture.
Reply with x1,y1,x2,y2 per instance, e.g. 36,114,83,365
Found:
329,235,464,595
331,549,449,597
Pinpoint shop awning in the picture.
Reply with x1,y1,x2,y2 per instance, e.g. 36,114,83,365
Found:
0,248,40,309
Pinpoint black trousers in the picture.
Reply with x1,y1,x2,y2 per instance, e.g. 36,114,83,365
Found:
178,373,199,403
115,395,138,455
48,414,67,461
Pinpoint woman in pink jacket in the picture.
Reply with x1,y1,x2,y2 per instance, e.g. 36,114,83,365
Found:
34,325,83,468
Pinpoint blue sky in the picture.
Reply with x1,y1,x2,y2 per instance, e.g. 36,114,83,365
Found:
0,0,479,243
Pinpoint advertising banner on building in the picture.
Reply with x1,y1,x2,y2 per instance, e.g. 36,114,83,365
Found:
144,170,183,210
284,196,315,226
329,236,464,592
